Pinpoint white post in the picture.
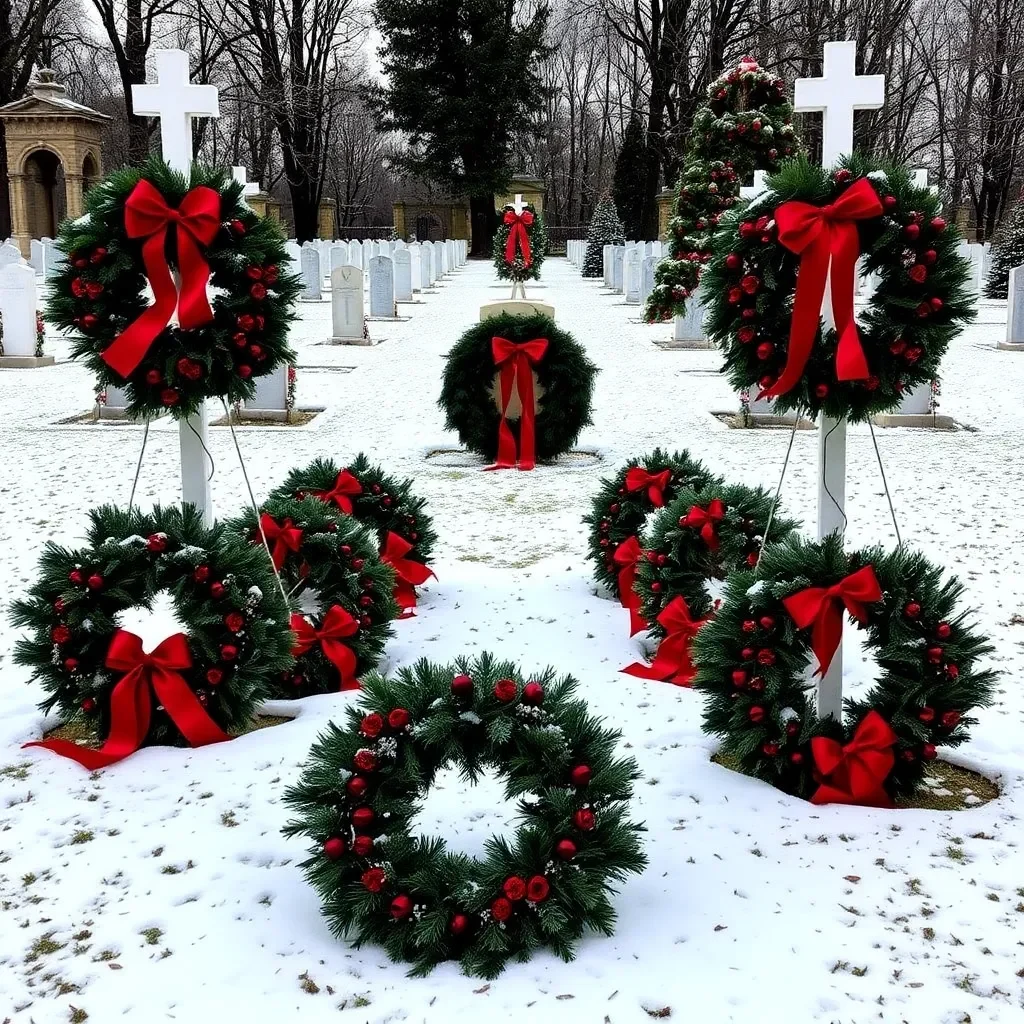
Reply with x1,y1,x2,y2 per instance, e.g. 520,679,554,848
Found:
232,165,261,198
740,170,768,202
793,41,885,721
132,50,220,526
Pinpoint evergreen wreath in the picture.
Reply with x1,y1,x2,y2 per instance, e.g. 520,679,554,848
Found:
282,653,646,978
271,455,437,615
692,533,996,805
583,449,715,630
45,155,300,420
493,202,548,282
225,497,398,697
704,155,975,422
439,312,597,465
11,504,294,767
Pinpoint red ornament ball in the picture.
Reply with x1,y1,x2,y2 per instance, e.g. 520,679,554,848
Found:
146,533,167,552
762,741,780,756
503,876,527,901
81,697,96,713
450,913,470,936
757,649,776,666
346,775,368,798
941,710,961,729
917,706,935,723
759,616,775,630
491,897,513,922
494,678,518,703
145,369,162,385
238,365,253,379
756,342,774,360
522,681,544,705
573,808,596,831
361,866,386,892
556,838,577,860
193,565,210,583
220,644,238,661
936,622,951,639
922,743,938,761
388,707,411,729
725,253,741,270
570,764,592,786
354,749,378,773
731,669,747,688
323,836,346,860
206,668,224,686
210,581,226,599
740,647,754,660
390,894,413,920
742,620,757,633
351,806,374,829
789,751,804,765
527,875,550,902
904,223,921,240
930,216,946,231
814,383,829,399
52,624,71,644
64,657,79,673
926,646,944,664
87,574,104,591
245,265,264,281
904,601,921,619
161,388,180,406
748,705,766,723
352,834,373,856
224,612,245,633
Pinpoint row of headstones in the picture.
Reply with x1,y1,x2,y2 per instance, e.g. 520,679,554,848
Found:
597,242,666,308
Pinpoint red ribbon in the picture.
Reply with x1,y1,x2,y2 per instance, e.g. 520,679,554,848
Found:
625,467,672,507
314,469,362,514
101,180,221,378
782,564,882,677
24,629,229,770
380,531,436,618
760,178,882,399
486,336,548,471
259,513,304,569
622,595,708,686
682,499,725,551
291,606,360,689
504,209,535,266
810,710,897,807
612,535,648,636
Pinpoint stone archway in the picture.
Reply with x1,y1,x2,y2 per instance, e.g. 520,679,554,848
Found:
23,148,66,239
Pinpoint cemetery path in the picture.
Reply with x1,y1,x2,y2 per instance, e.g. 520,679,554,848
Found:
0,259,1023,1023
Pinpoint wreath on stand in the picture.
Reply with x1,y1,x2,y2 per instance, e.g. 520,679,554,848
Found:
45,156,301,420
691,533,996,805
283,653,646,978
492,202,547,283
11,504,295,769
439,312,597,469
583,449,715,633
272,455,437,616
703,156,975,421
626,483,800,685
225,497,398,697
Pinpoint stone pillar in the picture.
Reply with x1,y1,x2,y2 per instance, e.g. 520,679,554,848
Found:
65,173,85,219
393,201,406,239
9,174,30,257
247,192,270,218
318,198,336,239
657,188,675,242
266,200,282,224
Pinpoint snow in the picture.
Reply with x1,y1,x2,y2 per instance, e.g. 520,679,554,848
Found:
1,260,1024,1022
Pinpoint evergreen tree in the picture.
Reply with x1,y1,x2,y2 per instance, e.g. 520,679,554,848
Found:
644,56,800,323
370,0,551,256
612,115,649,240
582,195,625,278
985,195,1024,298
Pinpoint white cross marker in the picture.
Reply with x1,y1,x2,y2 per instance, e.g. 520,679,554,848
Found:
232,165,261,198
793,40,885,722
511,193,527,215
740,170,768,202
912,167,940,198
132,49,220,526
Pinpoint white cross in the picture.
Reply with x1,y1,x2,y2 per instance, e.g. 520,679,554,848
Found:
132,50,219,175
740,170,768,202
232,165,261,197
912,167,940,197
511,193,527,215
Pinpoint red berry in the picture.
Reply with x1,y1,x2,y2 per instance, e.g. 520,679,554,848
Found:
358,595,373,608
922,743,938,761
946,664,960,679
64,657,79,672
749,676,765,693
69,569,84,585
238,365,252,379
231,219,246,235
250,283,267,300
361,866,386,892
193,565,210,583
161,388,180,406
930,297,943,311
725,253,741,269
756,342,774,360
757,649,776,666
731,669,748,688
352,806,374,829
936,622,951,639
570,764,592,786
742,620,757,633
210,581,226,599
748,706,766,723
494,678,518,703
814,383,829,399
236,314,255,332
904,223,920,240
224,612,245,632
491,897,512,922
786,721,800,737
926,646,943,664
206,668,224,686
762,741,779,756
246,265,264,280
918,706,935,723
450,913,470,935
904,602,921,619
354,749,377,773
146,533,167,552
573,808,596,831
363,713,385,739
526,875,550,902
759,616,776,631
522,681,544,705
353,558,365,570
347,775,368,798
390,894,412,920
388,707,410,729
53,598,66,613
941,710,961,729
220,644,238,661
81,313,98,329
352,835,373,856
650,581,662,593
87,574,104,591
556,838,577,860
323,836,346,860
789,751,804,765
834,168,852,183
882,195,897,210
923,249,937,265
81,697,96,712
144,369,162,385
930,216,946,231
741,647,754,660
503,876,527,901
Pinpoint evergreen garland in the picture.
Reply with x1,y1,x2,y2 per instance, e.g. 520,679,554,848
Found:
582,196,625,278
492,202,548,282
11,504,295,745
438,312,597,463
45,156,300,420
704,156,976,422
984,194,1024,299
283,653,646,977
692,533,996,802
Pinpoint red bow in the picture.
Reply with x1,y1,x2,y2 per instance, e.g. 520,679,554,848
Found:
380,531,435,617
622,595,708,686
259,513,304,569
760,178,882,399
486,336,548,471
314,469,362,514
504,209,535,266
810,710,897,807
24,629,229,770
625,467,672,507
783,564,882,677
612,535,648,636
291,606,360,689
682,499,726,551
101,179,221,378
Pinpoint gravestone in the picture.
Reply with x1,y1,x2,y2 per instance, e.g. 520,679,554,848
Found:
284,240,302,274
433,240,446,277
651,241,663,258
98,384,130,420
0,243,23,267
42,238,62,280
30,240,44,275
1000,265,1024,350
245,365,290,421
611,247,624,293
362,239,374,268
420,243,433,288
349,242,362,270
447,239,457,271
639,256,657,309
624,247,642,303
0,263,52,367
331,266,365,343
409,243,422,292
393,248,413,301
671,287,710,347
368,255,395,317
330,243,348,274
394,239,406,250
300,246,322,300
603,245,614,287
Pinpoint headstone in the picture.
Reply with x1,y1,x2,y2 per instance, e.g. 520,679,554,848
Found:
603,245,614,287
362,239,374,267
672,287,708,346
895,381,931,415
42,237,62,280
300,246,322,300
349,243,362,270
0,263,52,366
394,239,407,250
651,241,663,258
433,240,446,277
611,247,625,292
331,266,364,342
409,242,422,292
1002,265,1024,348
245,364,290,421
420,243,433,288
0,243,23,267
624,247,642,303
447,239,457,271
330,243,348,274
368,255,395,317
393,248,413,301
375,240,388,257
639,256,657,309
98,384,130,420
957,241,984,295
30,239,44,274
284,240,302,274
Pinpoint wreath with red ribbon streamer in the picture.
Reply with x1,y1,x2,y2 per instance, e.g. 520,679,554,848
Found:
492,202,548,283
691,533,996,804
11,504,295,768
225,496,399,697
45,156,300,420
704,156,975,422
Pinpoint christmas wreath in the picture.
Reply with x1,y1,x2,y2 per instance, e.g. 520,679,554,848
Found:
625,484,800,685
439,312,597,468
225,497,398,697
492,202,547,283
11,504,295,769
583,449,715,632
704,156,975,421
282,653,646,978
271,455,436,616
45,156,301,420
691,533,996,805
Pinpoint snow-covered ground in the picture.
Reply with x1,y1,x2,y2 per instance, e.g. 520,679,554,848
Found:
1,258,1023,1024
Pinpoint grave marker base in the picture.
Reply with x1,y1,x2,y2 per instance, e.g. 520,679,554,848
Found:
0,354,55,368
480,299,555,321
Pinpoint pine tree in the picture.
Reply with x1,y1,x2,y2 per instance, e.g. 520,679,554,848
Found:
644,56,801,322
582,195,625,278
985,194,1024,298
612,116,649,240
